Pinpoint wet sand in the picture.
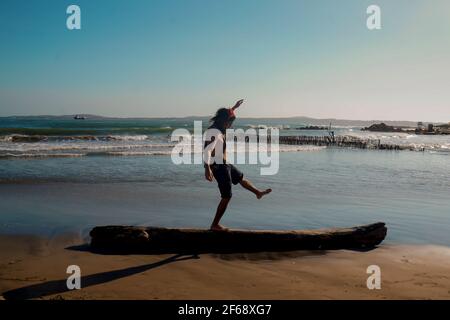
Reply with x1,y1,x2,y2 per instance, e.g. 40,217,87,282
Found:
0,234,449,300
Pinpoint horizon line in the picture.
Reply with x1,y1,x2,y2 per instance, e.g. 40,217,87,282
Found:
0,114,447,124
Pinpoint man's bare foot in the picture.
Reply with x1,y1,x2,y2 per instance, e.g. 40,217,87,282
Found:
256,188,272,199
210,224,229,231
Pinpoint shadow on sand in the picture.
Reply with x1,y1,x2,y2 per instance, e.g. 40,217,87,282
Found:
2,252,199,300
2,241,380,300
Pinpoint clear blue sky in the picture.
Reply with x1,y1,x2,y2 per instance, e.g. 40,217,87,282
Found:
1,0,449,121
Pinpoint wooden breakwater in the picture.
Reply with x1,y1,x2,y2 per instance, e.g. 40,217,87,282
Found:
277,135,405,150
237,134,409,150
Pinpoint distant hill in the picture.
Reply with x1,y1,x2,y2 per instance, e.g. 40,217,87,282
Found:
237,116,426,127
2,114,110,120
0,114,441,128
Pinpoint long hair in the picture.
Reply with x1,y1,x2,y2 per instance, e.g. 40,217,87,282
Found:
209,108,235,133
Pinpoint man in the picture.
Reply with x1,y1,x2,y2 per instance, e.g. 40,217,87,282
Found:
204,99,272,231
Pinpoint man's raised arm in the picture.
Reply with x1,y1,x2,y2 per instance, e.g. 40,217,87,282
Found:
231,99,244,111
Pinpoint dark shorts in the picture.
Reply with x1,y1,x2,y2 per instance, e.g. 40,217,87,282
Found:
211,164,244,199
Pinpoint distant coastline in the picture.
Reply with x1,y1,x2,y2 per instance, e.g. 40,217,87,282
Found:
1,114,445,128
362,122,450,135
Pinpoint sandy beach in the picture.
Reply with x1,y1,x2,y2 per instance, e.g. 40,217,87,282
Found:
3,0,450,306
0,233,449,300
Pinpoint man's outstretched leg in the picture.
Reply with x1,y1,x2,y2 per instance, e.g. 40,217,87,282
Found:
210,198,231,231
240,178,272,199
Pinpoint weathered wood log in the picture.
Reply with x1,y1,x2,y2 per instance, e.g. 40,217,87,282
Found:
89,222,387,254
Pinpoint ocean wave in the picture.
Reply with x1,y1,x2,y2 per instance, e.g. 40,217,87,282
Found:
0,134,156,143
105,151,172,156
0,150,171,159
0,126,174,136
108,135,149,141
245,124,289,130
0,142,326,159
0,153,86,159
346,130,450,151
0,142,176,153
0,136,13,142
279,145,327,152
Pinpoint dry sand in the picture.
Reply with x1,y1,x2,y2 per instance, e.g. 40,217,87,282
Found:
0,234,449,300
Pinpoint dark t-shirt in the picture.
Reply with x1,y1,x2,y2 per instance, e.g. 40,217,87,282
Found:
204,125,226,165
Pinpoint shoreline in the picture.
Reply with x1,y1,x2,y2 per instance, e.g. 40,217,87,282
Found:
0,233,449,300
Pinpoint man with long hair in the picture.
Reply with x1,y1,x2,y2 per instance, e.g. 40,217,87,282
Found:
204,99,272,231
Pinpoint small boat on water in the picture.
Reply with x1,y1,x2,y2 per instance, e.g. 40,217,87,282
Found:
74,115,87,120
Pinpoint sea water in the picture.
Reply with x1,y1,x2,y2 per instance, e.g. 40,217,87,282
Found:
0,118,449,246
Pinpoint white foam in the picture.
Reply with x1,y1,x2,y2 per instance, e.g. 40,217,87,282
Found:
105,151,172,156
0,141,176,153
0,153,86,158
345,130,450,151
107,135,149,141
0,136,13,142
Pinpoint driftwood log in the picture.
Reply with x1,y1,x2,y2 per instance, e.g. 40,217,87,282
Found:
89,222,387,254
